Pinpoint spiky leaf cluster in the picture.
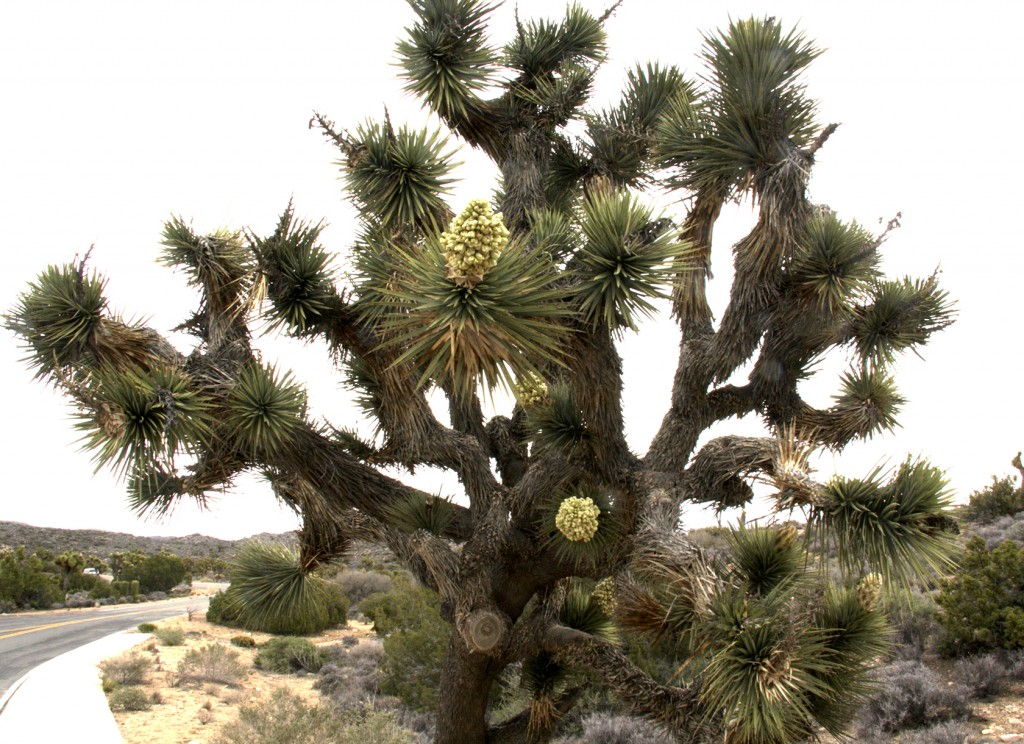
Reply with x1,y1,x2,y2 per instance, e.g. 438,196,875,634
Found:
657,17,820,196
526,381,589,453
504,4,605,79
227,540,338,635
849,275,955,365
384,493,458,536
366,236,568,395
728,525,805,595
251,205,336,333
344,122,458,232
7,263,109,376
77,366,211,476
397,0,498,118
810,459,957,583
527,208,577,262
161,218,252,289
440,199,509,286
225,364,306,456
574,190,692,330
789,213,879,313
825,365,905,444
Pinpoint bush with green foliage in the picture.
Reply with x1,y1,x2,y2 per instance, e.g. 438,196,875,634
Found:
212,688,413,744
175,644,246,686
100,652,151,686
0,547,63,609
254,637,326,674
108,685,152,712
155,627,185,646
111,550,189,593
937,535,1024,655
137,623,157,633
962,465,1024,523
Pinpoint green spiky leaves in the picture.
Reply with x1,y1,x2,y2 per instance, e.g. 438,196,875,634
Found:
227,541,340,635
365,225,569,395
344,122,458,232
251,205,337,334
790,213,879,313
657,17,821,196
397,0,499,118
729,525,804,596
809,459,957,583
384,492,458,536
225,364,306,456
525,381,589,453
161,217,252,289
8,262,107,376
849,275,955,365
574,190,693,330
825,365,906,443
77,366,211,476
505,4,605,79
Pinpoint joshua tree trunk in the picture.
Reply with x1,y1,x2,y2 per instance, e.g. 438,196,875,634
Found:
8,3,958,743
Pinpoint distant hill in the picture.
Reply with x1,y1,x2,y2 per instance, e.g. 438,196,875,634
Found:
0,520,295,559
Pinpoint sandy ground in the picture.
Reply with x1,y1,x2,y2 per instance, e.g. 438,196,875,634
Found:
107,614,374,744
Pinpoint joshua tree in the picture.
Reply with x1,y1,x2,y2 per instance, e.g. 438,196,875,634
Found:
8,3,957,742
55,549,85,592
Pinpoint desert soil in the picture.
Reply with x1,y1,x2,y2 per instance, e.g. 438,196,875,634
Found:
107,614,374,744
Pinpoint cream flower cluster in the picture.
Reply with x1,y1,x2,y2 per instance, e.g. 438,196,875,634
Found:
856,572,883,611
513,371,548,408
591,577,617,617
441,199,509,287
555,496,601,542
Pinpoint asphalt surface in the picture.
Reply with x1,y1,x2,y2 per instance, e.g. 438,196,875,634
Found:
0,595,210,696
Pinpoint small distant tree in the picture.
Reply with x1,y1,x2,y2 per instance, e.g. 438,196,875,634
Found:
962,453,1024,523
55,549,86,592
7,4,958,742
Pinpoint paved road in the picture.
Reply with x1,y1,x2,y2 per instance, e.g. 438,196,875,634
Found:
0,596,210,696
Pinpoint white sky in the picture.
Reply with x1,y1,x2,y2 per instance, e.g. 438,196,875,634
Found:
1,0,1021,539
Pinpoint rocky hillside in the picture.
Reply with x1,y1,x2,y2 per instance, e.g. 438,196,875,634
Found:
0,520,295,558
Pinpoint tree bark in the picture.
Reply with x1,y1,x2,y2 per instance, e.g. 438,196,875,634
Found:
435,635,504,744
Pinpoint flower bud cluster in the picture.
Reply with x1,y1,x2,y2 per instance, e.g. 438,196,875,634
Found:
513,371,548,408
555,496,601,542
441,200,509,287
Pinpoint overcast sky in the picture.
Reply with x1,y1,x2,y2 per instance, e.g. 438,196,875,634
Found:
1,0,1021,539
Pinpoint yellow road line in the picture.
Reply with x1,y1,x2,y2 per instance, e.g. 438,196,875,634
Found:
0,606,186,642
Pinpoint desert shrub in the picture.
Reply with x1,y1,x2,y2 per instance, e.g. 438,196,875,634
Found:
70,571,113,598
334,570,393,605
212,688,414,744
886,590,941,659
112,550,190,593
137,623,157,633
155,627,185,646
937,535,1024,655
231,635,256,648
552,712,674,744
0,547,63,609
359,574,440,636
380,625,447,712
898,720,973,744
108,685,152,712
255,637,325,674
358,575,449,712
176,644,246,686
856,660,970,735
64,590,95,608
100,652,151,686
315,641,385,707
963,475,1024,523
953,652,1010,698
972,512,1024,548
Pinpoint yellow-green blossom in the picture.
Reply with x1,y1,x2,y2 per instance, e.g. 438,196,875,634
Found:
591,577,617,617
440,199,509,287
555,496,601,542
513,371,548,408
856,572,883,611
